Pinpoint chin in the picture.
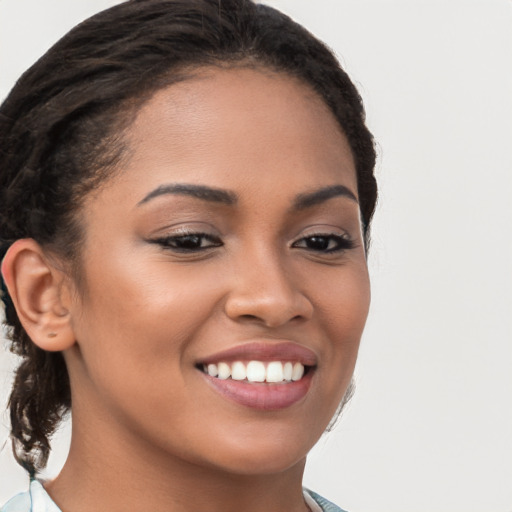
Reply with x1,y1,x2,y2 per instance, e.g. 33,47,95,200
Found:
205,448,308,477
191,422,320,476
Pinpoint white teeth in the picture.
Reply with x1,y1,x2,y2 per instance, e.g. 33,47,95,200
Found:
291,362,304,381
207,363,218,377
202,360,306,383
231,361,246,381
246,361,266,382
283,362,293,381
266,361,284,383
217,362,230,380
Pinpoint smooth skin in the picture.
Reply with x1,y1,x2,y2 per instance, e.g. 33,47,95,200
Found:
2,67,370,512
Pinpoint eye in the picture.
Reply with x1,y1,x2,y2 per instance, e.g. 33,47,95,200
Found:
292,233,355,253
151,232,223,252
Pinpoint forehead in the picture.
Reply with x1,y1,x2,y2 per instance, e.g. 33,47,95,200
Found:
98,66,357,204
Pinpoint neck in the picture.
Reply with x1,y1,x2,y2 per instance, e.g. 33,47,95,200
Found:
45,413,310,512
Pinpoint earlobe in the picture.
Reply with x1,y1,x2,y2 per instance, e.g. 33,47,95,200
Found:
1,239,76,352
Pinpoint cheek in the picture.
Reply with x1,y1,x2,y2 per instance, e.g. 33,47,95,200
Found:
69,255,222,396
310,262,370,397
78,251,214,332
315,260,370,341
67,267,217,444
328,278,370,343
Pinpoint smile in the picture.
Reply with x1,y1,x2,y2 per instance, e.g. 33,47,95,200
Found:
197,342,317,410
201,360,306,383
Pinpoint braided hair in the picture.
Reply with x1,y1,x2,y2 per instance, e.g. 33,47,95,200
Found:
0,0,377,476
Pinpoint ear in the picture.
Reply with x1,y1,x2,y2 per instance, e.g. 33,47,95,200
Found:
1,239,76,352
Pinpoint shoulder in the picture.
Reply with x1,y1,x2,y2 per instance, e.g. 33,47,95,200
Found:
304,488,349,512
1,481,61,512
1,491,31,512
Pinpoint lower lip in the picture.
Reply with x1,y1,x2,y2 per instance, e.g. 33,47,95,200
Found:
201,370,314,411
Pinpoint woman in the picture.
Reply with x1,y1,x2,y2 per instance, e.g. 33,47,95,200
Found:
0,0,377,511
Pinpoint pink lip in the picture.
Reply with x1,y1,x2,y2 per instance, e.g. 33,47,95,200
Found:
201,370,314,411
197,341,318,366
197,341,317,411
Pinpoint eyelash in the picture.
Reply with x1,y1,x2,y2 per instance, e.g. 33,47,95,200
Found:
151,232,223,252
151,231,355,254
291,233,355,253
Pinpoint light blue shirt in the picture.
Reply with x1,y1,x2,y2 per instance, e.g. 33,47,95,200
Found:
1,480,347,512
1,481,60,512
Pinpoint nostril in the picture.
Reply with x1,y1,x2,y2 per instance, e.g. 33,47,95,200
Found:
239,314,260,322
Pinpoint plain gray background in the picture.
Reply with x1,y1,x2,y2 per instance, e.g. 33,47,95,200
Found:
1,1,511,511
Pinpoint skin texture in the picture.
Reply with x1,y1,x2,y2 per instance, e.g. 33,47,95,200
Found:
3,68,370,512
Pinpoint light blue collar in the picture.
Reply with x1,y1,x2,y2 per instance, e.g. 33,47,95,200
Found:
1,480,60,512
2,480,347,512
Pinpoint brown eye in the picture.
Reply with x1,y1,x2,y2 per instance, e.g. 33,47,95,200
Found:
305,236,331,251
152,233,223,252
172,234,203,249
292,234,355,253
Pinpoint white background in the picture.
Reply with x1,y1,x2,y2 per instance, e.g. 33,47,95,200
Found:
1,1,511,511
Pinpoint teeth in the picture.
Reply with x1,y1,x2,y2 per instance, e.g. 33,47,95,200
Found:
283,362,293,381
291,362,304,381
231,361,246,381
217,362,230,380
202,360,306,383
266,361,284,383
246,361,266,382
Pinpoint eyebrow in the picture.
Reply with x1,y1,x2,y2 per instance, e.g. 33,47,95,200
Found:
137,183,237,206
292,185,358,210
137,182,357,210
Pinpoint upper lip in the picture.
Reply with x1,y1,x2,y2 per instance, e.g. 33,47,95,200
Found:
197,341,318,367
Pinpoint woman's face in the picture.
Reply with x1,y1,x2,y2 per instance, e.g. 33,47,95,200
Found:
64,67,370,476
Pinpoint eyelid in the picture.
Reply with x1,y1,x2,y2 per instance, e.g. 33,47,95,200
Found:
163,225,211,236
146,220,221,238
290,227,356,254
292,224,351,241
292,233,354,245
146,223,224,253
151,233,222,252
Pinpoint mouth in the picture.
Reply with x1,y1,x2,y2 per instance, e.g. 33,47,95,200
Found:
198,360,311,384
196,342,317,410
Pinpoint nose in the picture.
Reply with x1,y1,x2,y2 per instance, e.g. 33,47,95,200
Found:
224,251,313,328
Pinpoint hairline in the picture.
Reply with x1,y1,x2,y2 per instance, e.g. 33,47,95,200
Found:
56,59,360,295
